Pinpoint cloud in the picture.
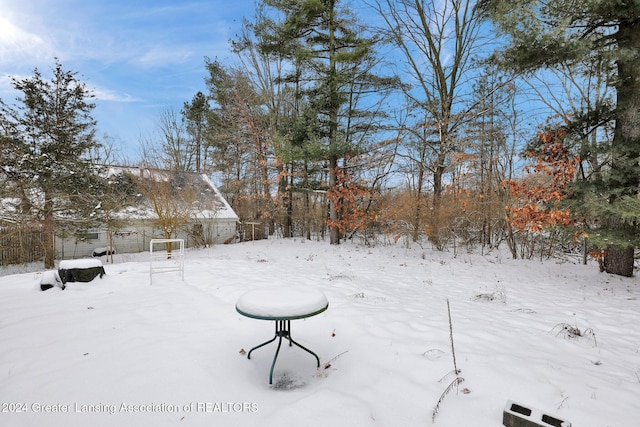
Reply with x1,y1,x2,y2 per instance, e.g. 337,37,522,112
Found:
0,0,248,152
0,0,239,71
0,16,52,64
91,86,140,103
129,45,197,69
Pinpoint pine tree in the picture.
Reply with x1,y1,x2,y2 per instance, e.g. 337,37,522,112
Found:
182,91,211,174
204,58,272,221
482,0,640,276
255,0,399,244
0,59,99,268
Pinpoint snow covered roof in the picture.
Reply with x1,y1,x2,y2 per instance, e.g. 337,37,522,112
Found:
106,165,239,221
0,166,239,223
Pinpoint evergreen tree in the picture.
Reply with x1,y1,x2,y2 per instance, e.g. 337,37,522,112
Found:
204,58,272,220
234,10,319,239
481,0,640,276
255,0,399,244
0,59,99,268
182,91,211,174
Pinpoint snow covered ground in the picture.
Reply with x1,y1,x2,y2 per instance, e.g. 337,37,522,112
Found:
0,238,638,427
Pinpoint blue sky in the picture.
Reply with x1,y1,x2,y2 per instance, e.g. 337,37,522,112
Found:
0,0,256,161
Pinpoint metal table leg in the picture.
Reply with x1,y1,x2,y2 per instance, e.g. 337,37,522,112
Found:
247,319,321,384
247,321,280,359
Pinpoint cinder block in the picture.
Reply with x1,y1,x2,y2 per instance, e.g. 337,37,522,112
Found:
503,400,571,427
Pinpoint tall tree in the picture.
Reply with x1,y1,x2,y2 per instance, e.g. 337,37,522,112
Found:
0,59,99,268
256,0,398,244
204,58,272,221
373,0,486,249
234,11,311,238
155,108,193,172
481,0,640,276
465,64,520,253
182,91,212,174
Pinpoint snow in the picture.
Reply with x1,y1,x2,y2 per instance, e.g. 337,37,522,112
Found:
39,270,62,286
59,259,104,269
39,270,64,291
0,238,639,427
102,166,239,221
236,287,329,319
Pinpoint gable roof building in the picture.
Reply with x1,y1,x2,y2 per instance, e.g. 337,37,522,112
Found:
54,166,239,259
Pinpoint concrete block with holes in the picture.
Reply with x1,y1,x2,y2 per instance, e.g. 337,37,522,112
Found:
503,401,571,427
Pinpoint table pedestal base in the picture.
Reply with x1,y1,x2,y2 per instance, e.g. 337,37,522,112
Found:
247,320,320,384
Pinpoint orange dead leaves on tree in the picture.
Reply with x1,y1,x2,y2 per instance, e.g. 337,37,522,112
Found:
503,126,578,232
326,166,377,235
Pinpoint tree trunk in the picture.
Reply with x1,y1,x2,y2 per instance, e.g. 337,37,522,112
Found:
606,19,640,276
327,1,340,245
328,155,340,244
430,153,447,250
43,194,55,269
286,186,293,238
604,246,635,277
412,165,425,242
278,160,292,238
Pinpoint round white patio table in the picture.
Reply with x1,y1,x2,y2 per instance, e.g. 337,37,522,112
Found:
236,287,329,384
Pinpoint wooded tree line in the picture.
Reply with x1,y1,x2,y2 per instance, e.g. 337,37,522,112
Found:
1,0,639,277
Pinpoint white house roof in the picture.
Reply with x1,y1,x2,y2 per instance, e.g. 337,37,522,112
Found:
106,165,239,222
0,166,239,223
